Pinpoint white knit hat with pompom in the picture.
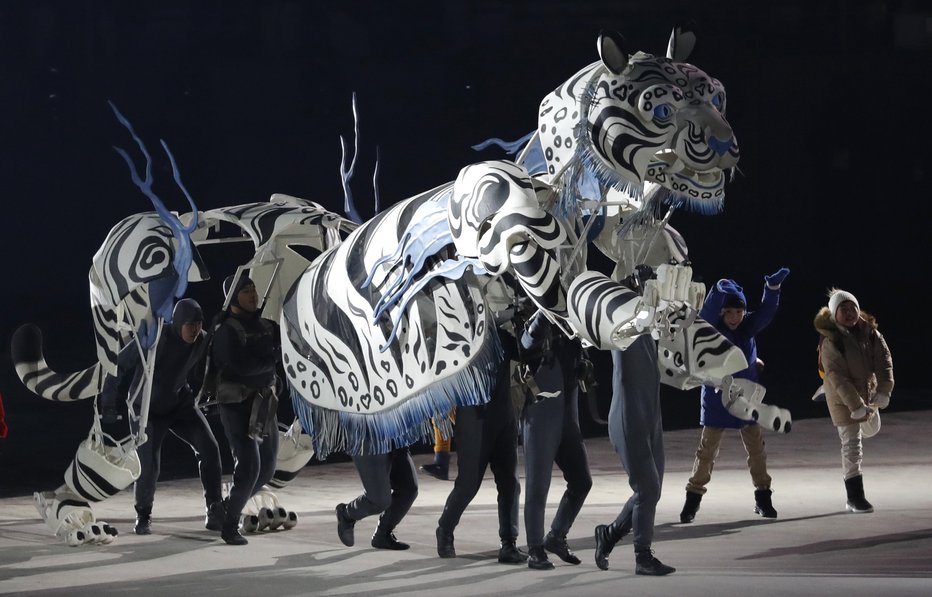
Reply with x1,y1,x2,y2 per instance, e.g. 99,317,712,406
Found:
828,289,859,322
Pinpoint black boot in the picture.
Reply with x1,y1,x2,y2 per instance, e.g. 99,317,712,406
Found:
371,528,410,550
845,475,874,513
436,526,456,558
221,514,248,546
134,505,152,535
680,491,702,523
497,539,528,564
420,452,450,481
543,531,581,565
754,488,778,518
635,549,676,576
205,500,225,531
594,522,627,570
527,545,554,570
336,503,355,546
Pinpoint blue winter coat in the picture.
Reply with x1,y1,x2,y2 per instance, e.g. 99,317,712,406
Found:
698,280,780,428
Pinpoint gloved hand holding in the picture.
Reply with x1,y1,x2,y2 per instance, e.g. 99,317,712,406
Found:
871,392,891,410
764,267,790,288
525,310,553,343
514,295,536,319
850,405,872,422
620,264,654,292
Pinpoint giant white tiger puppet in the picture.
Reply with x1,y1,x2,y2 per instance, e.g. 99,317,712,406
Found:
11,105,350,545
12,26,792,546
281,27,791,461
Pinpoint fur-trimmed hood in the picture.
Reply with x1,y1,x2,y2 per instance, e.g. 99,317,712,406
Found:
814,306,878,341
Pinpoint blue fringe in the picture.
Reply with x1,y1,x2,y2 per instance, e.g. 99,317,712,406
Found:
292,324,503,458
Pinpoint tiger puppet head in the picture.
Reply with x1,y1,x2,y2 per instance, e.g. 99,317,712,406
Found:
538,27,739,213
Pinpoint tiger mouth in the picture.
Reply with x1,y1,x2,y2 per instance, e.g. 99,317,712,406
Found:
651,151,723,187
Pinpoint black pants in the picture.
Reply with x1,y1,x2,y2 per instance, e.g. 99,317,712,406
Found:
219,398,279,525
133,404,223,512
608,335,664,551
437,393,521,541
347,448,418,534
522,365,592,548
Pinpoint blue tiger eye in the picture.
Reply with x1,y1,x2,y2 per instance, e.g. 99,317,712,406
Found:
712,93,724,109
653,103,673,120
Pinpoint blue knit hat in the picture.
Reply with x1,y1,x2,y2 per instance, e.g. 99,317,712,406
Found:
716,279,746,309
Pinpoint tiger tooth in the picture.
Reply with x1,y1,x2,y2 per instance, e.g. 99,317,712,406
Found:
664,158,686,174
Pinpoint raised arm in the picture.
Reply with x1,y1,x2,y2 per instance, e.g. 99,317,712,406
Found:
742,268,789,336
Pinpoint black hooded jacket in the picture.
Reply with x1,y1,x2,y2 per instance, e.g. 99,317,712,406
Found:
101,299,207,416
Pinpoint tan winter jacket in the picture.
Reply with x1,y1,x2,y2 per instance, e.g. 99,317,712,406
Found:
814,307,894,426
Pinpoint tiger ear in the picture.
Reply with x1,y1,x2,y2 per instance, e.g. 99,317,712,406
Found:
598,30,629,74
666,24,697,61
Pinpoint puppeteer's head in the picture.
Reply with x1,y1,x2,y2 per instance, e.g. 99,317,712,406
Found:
223,274,259,314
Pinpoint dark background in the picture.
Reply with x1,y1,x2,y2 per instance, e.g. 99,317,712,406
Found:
1,0,929,497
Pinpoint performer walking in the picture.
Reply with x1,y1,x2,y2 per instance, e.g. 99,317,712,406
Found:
100,298,224,536
434,325,526,564
592,333,675,576
336,448,419,550
212,274,282,545
519,312,592,570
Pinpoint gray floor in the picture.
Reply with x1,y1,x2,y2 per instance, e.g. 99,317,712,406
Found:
1,411,931,596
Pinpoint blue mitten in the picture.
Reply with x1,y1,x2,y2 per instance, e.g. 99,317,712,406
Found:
764,267,790,288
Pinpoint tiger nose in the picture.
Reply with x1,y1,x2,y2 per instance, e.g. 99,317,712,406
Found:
707,135,732,156
703,117,735,154
715,133,739,168
704,117,739,167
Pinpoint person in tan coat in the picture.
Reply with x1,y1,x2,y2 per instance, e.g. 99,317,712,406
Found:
814,289,893,513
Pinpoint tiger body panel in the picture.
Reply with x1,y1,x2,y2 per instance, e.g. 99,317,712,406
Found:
282,30,774,456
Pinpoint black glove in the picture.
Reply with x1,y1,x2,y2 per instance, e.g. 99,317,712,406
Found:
621,264,655,291
525,311,553,343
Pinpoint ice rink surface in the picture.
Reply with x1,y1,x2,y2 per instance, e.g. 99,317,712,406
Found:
1,412,931,596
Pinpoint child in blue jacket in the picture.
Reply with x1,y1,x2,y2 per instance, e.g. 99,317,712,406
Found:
679,267,789,523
